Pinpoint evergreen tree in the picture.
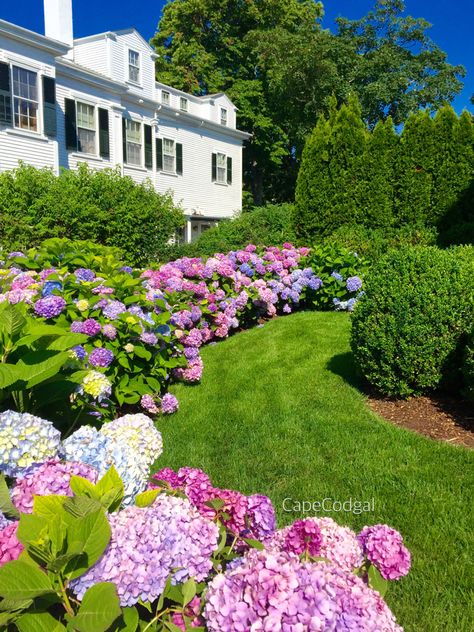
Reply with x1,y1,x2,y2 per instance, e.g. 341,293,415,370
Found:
395,110,436,225
357,117,399,227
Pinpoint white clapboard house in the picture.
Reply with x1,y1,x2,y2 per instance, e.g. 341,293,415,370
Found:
0,0,250,242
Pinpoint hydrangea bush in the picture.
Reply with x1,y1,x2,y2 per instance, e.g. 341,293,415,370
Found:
0,239,367,425
0,448,410,631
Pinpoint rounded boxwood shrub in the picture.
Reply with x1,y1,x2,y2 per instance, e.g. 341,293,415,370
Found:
351,246,474,398
462,329,474,402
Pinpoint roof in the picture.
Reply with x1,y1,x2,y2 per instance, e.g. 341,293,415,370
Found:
0,19,70,56
74,27,157,58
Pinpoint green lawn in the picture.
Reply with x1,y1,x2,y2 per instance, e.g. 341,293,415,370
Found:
156,312,474,632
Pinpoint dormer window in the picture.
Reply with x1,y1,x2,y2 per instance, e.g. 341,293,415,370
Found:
162,90,170,106
180,97,188,112
128,50,140,84
220,107,228,126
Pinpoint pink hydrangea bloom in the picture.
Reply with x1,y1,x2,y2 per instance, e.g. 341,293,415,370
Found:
0,523,23,566
358,525,411,580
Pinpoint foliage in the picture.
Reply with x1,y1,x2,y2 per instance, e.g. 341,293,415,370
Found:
351,246,474,397
0,163,184,266
151,0,464,203
295,100,474,242
462,328,474,402
163,204,297,259
0,303,86,415
320,224,438,262
336,0,466,127
0,449,410,630
1,239,367,426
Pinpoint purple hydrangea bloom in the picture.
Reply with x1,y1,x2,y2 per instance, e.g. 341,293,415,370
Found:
71,321,84,333
102,324,117,340
358,525,411,580
161,393,179,415
81,319,102,336
34,296,66,319
72,345,87,361
346,275,363,293
120,266,133,274
11,460,98,514
246,494,276,542
88,347,114,368
75,268,96,282
141,394,159,414
140,332,158,346
102,300,126,320
205,550,403,631
8,252,25,259
307,276,323,291
184,346,199,360
71,496,219,607
331,271,344,282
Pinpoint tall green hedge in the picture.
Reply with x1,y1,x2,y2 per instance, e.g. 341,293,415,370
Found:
295,99,474,242
0,163,184,265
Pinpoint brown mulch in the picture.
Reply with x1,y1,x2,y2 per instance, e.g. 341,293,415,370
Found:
367,392,474,448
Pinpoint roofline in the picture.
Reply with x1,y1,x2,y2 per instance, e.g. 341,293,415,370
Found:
56,58,126,93
0,19,70,56
156,84,238,111
74,27,158,59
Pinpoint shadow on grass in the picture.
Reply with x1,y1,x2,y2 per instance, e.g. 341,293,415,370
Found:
326,352,363,390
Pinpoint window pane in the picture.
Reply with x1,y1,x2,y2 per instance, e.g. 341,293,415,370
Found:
129,65,140,83
221,108,227,125
127,142,141,165
162,91,170,105
180,97,188,111
217,152,226,168
126,120,141,143
78,128,96,154
12,66,38,132
163,138,175,154
77,103,95,129
14,97,38,132
129,50,139,66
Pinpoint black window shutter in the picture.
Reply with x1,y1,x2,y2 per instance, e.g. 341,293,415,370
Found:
176,143,183,175
42,76,56,137
144,124,153,169
227,156,233,184
0,62,12,125
211,153,217,182
64,98,77,150
156,138,163,171
122,118,128,164
98,108,110,159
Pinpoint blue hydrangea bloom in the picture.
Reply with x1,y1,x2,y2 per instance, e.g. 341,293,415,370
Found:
42,281,63,297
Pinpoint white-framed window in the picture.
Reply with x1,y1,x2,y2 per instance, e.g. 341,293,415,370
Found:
76,101,96,154
180,97,188,112
125,119,142,166
162,90,170,106
216,151,227,184
128,50,140,84
12,66,39,132
220,107,228,126
163,138,176,172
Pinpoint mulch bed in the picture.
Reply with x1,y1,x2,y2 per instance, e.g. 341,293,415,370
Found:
367,392,474,448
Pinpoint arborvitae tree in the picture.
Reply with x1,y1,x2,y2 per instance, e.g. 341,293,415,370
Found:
357,117,399,227
395,110,436,225
295,95,367,240
293,115,332,241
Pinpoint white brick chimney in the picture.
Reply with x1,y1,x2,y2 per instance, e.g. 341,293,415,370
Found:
44,0,74,58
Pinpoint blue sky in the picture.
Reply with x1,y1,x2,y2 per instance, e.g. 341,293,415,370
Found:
2,1,472,111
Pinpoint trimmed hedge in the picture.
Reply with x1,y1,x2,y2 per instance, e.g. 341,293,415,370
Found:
463,329,474,402
0,163,184,266
351,246,474,398
162,203,296,260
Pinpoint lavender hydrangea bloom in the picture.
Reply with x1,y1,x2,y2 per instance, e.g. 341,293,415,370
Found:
75,268,96,282
161,393,179,415
0,411,61,477
11,460,99,513
331,271,344,282
246,494,276,542
120,266,133,274
34,295,66,319
140,332,158,346
346,275,363,293
102,300,126,319
0,512,11,531
88,347,114,368
102,324,117,340
205,550,403,631
358,525,411,580
71,496,219,607
81,319,102,336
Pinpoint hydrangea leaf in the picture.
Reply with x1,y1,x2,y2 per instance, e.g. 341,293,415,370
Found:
16,611,66,632
0,561,54,600
63,510,111,580
0,476,20,519
368,564,389,598
182,578,197,607
135,489,160,508
68,582,121,632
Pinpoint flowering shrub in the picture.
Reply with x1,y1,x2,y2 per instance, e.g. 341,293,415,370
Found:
0,451,410,631
0,238,367,425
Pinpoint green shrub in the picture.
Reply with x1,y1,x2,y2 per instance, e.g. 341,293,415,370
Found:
462,329,474,402
162,203,296,260
0,163,184,266
318,224,438,262
351,246,474,398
